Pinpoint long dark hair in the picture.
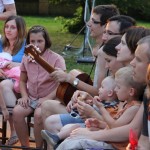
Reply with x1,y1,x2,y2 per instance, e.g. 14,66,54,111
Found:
103,36,121,57
125,26,150,54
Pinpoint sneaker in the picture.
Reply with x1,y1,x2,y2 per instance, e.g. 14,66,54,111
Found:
41,130,60,147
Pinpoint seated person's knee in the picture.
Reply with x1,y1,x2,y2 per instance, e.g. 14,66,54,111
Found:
13,106,21,121
41,100,51,111
45,115,57,125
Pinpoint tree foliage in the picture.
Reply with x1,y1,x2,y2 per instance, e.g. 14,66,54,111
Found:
48,0,81,5
49,0,150,33
95,0,150,20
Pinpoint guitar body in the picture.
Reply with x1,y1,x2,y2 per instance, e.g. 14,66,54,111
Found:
57,69,93,105
25,45,93,105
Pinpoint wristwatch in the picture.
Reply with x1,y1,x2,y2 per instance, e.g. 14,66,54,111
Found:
73,78,79,87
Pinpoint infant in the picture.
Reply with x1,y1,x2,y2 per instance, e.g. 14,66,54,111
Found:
0,52,20,93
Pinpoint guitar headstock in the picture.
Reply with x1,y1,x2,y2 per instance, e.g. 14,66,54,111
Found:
25,44,41,59
25,44,55,73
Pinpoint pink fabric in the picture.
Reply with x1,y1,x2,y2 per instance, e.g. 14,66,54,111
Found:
0,57,20,93
5,66,20,93
20,50,66,98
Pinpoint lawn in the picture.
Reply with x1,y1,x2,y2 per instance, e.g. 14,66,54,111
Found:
0,16,150,79
0,16,95,78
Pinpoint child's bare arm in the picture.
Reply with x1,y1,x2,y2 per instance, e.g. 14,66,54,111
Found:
18,71,29,108
19,72,28,98
110,105,140,128
94,99,115,126
85,118,107,130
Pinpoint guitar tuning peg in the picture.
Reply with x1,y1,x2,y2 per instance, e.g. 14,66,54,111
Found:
32,59,36,63
36,47,41,53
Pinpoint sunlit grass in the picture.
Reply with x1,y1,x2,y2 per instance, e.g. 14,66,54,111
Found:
137,20,150,28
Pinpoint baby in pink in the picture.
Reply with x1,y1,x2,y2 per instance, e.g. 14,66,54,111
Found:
0,52,20,93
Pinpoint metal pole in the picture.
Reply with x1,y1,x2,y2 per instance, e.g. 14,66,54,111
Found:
83,0,95,57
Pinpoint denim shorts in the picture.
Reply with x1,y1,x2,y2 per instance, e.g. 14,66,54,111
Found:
60,113,84,126
28,96,39,110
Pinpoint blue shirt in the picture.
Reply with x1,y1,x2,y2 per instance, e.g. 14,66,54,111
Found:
0,39,26,63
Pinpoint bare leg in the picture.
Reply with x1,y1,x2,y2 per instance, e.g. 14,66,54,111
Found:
41,100,67,148
34,107,44,148
13,105,33,147
1,80,17,107
41,100,67,123
9,115,17,137
35,99,67,148
45,114,63,133
58,124,81,140
41,123,81,149
0,84,9,121
1,80,18,138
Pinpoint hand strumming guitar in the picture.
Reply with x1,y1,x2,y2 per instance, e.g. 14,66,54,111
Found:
50,68,70,83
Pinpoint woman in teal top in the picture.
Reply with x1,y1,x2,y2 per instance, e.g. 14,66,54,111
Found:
0,15,26,145
0,39,26,62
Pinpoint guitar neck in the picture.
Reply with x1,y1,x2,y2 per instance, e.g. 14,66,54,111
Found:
25,45,55,73
25,45,55,74
34,54,55,73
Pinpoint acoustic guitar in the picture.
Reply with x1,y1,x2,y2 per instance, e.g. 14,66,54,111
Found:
24,45,93,105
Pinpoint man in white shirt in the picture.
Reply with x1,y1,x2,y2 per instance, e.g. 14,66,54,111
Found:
0,0,16,20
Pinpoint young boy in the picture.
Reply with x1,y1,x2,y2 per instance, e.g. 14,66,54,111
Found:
41,76,119,148
91,66,143,128
80,66,144,150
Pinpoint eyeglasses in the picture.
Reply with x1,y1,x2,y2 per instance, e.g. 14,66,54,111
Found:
103,30,121,36
91,18,101,24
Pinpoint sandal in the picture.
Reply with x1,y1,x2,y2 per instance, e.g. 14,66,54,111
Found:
6,135,19,145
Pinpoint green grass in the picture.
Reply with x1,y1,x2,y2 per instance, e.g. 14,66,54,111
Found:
137,20,150,28
0,16,93,77
23,16,84,53
0,16,150,79
22,16,95,78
